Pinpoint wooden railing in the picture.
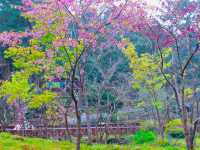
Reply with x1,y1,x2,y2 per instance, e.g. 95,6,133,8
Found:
5,124,139,139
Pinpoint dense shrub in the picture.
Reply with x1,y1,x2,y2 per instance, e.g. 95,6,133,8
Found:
165,119,184,139
0,132,12,138
107,138,128,144
169,131,184,139
130,130,156,144
139,120,157,131
157,138,170,147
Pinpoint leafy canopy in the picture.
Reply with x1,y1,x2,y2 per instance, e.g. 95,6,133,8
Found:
121,39,172,91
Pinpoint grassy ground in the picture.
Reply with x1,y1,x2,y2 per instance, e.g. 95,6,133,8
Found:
0,132,197,150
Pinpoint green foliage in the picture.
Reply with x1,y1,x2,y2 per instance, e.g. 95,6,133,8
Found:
164,146,180,150
122,41,172,92
165,119,183,133
0,132,188,150
129,130,156,144
0,41,56,108
139,120,157,131
156,138,170,147
121,40,172,120
31,32,56,50
0,72,31,104
169,131,185,139
0,72,56,108
126,32,153,54
165,119,184,139
123,44,163,90
106,137,128,144
101,90,116,102
0,12,84,109
0,132,12,139
41,32,55,44
5,46,44,73
0,0,28,32
184,88,193,99
28,91,56,109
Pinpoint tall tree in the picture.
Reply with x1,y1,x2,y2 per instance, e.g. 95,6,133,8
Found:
137,0,200,149
121,40,173,138
0,1,149,149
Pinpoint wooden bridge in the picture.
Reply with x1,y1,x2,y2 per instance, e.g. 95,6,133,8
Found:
5,123,139,139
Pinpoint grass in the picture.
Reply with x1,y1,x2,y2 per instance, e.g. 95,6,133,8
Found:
0,132,199,150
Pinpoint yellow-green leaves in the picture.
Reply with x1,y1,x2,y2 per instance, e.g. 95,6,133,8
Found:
153,101,163,110
121,40,173,112
162,48,172,57
165,119,183,134
122,41,164,91
41,32,55,45
5,47,44,74
0,71,57,108
184,88,193,99
44,42,85,79
28,90,56,109
160,48,172,69
121,41,137,66
132,82,141,90
1,43,56,108
0,72,31,104
74,40,84,56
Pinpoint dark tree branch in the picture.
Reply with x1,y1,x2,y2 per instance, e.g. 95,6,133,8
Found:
156,39,181,110
181,43,200,77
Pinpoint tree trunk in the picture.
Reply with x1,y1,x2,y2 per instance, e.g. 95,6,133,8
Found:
70,47,85,150
151,89,164,139
180,84,194,150
155,107,164,139
182,112,193,150
75,101,81,150
86,99,92,144
184,131,194,150
14,101,25,129
64,110,72,141
96,96,101,142
188,119,200,150
71,66,81,150
165,96,170,120
196,100,200,118
105,109,112,144
181,98,195,150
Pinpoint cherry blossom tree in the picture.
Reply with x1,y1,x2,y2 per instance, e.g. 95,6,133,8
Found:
0,0,149,149
139,1,200,149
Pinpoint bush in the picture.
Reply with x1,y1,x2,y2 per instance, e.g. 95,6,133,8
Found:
139,120,157,131
130,130,156,144
165,119,184,139
157,138,170,147
0,132,12,138
107,138,128,144
168,131,184,139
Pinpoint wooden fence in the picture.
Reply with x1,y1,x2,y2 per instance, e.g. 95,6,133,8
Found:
5,124,139,139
